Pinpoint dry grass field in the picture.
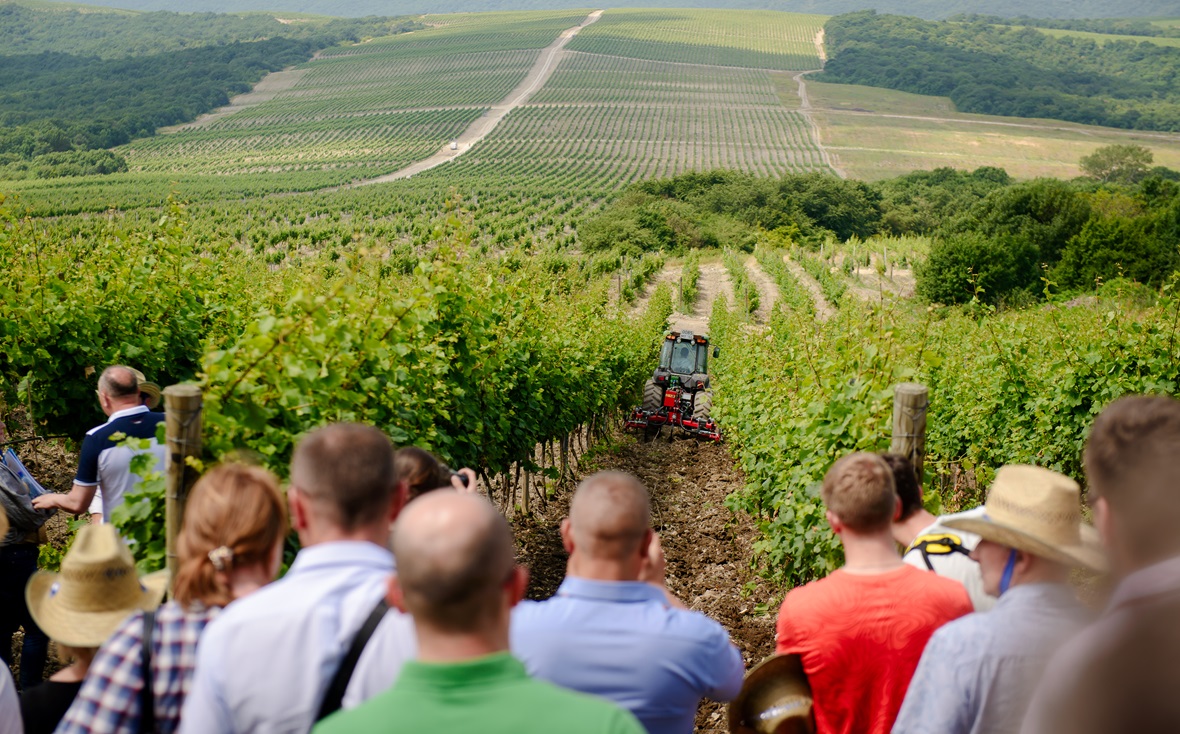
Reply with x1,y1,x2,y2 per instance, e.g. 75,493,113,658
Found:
806,81,1180,180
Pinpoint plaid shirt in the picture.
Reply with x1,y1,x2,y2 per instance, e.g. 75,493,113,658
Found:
58,600,221,734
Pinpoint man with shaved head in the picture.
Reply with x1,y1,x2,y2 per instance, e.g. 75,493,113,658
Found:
510,471,744,734
33,365,165,520
314,491,644,734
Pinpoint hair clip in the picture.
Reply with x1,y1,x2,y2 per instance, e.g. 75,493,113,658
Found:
208,545,234,572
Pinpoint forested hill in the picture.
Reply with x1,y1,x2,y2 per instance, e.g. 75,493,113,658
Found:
0,4,420,58
34,0,1180,20
818,11,1180,132
0,4,420,179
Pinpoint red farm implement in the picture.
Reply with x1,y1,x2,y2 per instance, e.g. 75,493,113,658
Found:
625,330,721,442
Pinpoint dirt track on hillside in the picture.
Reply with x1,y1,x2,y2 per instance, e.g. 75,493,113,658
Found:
346,10,603,187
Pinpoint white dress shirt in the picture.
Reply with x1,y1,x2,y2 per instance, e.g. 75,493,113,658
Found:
0,665,21,734
179,541,413,734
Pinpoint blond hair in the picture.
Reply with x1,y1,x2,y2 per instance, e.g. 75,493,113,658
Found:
821,453,897,532
174,463,288,609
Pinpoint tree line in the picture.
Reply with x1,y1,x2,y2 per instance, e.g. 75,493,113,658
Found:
819,11,1180,132
0,6,421,179
580,160,1180,306
950,14,1180,39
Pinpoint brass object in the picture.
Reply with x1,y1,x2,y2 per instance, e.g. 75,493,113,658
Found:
728,654,816,734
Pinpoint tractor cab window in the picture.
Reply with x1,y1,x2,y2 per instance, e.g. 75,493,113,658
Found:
659,340,674,370
670,344,696,374
695,345,708,374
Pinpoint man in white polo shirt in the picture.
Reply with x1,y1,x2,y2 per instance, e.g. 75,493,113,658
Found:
32,365,165,518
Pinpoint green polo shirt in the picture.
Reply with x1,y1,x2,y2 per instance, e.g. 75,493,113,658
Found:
313,652,644,734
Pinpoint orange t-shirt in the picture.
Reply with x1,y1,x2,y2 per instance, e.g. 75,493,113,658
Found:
775,565,972,734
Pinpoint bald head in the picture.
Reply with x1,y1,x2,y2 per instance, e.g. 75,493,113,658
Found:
393,491,516,631
98,365,138,400
568,472,651,562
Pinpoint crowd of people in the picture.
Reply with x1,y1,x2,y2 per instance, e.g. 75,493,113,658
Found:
1,365,1178,734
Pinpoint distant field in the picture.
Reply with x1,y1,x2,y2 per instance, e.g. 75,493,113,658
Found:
808,81,1180,180
109,11,591,189
446,48,830,188
567,8,825,70
1036,27,1180,47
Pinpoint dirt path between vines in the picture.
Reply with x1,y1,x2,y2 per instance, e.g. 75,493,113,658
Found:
675,261,735,334
346,10,603,187
511,435,777,733
784,253,834,321
744,255,779,325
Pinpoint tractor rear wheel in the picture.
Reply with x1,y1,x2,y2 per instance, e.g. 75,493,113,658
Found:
693,391,712,421
642,379,662,412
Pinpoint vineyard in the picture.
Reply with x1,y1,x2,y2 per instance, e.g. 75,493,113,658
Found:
3,10,1180,692
566,9,825,70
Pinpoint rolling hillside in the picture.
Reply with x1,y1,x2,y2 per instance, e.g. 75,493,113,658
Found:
28,0,1180,19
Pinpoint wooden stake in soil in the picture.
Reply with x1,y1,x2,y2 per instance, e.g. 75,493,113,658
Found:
164,385,203,593
890,383,929,486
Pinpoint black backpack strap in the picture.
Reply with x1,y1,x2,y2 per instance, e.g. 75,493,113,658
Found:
315,598,390,722
139,610,156,734
908,533,972,572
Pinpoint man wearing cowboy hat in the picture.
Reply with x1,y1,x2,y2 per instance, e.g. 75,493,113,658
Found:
32,366,166,521
892,465,1102,734
19,523,166,733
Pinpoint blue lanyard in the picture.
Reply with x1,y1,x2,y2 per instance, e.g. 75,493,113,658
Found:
999,549,1019,595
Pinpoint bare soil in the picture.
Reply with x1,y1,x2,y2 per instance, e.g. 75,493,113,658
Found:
744,255,779,325
783,254,834,321
510,432,777,733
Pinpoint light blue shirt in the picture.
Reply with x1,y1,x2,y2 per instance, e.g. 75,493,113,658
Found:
179,541,406,734
510,577,745,734
893,583,1091,734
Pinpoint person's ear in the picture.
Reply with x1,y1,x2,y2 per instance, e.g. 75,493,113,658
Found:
289,488,310,533
893,495,903,522
1014,549,1035,577
1094,496,1113,551
506,565,529,607
825,509,844,535
638,528,654,559
386,574,407,612
559,518,574,554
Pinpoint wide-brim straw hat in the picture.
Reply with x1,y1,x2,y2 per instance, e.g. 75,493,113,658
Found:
943,465,1106,572
27,524,168,648
729,654,815,734
128,368,161,410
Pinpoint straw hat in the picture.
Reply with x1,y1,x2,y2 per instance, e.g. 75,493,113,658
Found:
729,654,815,734
943,465,1106,572
26,524,168,648
128,368,161,410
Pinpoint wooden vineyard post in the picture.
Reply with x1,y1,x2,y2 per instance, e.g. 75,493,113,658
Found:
164,385,203,592
890,383,928,486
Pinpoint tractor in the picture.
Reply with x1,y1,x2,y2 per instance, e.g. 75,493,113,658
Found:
625,330,721,441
